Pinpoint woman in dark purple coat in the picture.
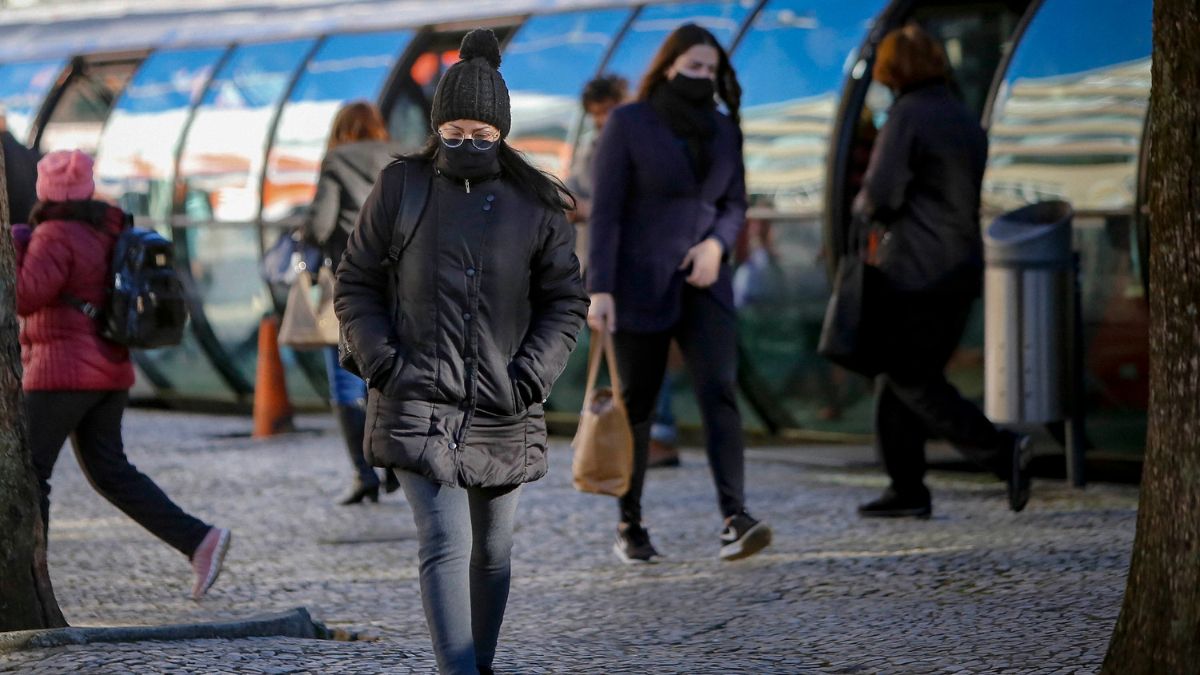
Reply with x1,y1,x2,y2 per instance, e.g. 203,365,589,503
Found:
587,23,771,564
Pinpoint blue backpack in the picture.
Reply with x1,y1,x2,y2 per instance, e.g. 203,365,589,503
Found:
66,218,188,349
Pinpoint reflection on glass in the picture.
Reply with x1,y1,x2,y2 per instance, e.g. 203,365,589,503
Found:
984,0,1151,214
95,47,227,222
0,59,64,144
736,0,882,215
178,39,315,224
603,1,754,85
725,0,884,432
39,61,139,156
503,9,631,177
263,31,411,223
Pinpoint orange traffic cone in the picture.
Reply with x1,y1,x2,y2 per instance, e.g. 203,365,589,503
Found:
253,315,295,437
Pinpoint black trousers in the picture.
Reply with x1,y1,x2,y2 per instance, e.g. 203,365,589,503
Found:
612,286,746,523
26,390,210,557
875,288,1010,498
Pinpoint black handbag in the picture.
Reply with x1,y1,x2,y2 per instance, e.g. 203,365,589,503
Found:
817,228,887,377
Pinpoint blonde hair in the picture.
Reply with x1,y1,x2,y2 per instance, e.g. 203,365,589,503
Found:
873,24,949,91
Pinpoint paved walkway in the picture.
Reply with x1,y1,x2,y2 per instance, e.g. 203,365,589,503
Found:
0,410,1137,674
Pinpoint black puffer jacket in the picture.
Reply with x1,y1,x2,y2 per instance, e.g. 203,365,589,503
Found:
334,160,588,488
302,140,396,267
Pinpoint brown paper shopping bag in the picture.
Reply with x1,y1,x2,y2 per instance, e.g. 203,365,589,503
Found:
279,266,340,350
571,330,634,496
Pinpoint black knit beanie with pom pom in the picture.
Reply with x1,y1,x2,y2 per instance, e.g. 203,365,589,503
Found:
430,29,511,138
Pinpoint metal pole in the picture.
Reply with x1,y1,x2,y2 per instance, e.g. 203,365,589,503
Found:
1065,251,1087,488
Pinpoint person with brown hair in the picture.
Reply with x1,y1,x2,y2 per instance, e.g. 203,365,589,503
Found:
301,100,399,505
853,23,1032,518
588,23,771,563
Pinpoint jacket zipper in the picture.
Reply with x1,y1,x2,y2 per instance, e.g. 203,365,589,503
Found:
465,178,471,194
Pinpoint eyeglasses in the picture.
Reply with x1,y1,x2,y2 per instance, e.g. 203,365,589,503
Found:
437,129,499,151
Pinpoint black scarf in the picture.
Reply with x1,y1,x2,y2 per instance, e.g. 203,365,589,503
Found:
649,79,717,179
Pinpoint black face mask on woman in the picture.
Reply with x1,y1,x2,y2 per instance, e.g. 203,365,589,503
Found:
436,141,501,182
667,72,716,104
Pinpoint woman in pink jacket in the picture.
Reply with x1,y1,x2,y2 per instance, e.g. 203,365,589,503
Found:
14,150,230,600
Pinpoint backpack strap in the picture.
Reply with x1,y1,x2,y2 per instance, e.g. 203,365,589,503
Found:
61,293,103,320
385,161,433,265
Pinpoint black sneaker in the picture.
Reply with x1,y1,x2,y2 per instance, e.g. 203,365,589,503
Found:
857,488,932,519
613,522,660,564
719,512,772,561
1008,434,1033,512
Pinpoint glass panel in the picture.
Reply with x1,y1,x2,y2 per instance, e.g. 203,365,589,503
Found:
95,47,227,222
263,31,411,223
603,2,754,86
177,39,314,387
39,60,139,156
503,9,631,177
0,59,64,144
984,0,1151,214
178,39,315,224
726,0,885,433
984,0,1151,454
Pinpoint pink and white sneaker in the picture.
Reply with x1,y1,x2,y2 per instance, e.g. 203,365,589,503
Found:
190,527,231,600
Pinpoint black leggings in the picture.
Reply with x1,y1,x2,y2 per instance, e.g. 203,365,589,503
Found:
26,390,210,557
612,287,746,523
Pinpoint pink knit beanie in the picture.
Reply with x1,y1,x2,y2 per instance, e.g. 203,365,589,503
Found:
36,150,95,202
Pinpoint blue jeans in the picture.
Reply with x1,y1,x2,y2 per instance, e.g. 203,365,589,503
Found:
323,346,367,406
399,471,522,675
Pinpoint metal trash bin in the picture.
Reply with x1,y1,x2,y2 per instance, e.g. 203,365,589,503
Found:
983,201,1074,424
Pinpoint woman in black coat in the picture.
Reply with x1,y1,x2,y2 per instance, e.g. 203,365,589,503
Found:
334,30,587,675
588,24,771,564
301,101,398,505
853,24,1032,518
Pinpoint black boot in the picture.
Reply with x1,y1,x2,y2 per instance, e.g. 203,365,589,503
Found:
858,486,932,518
334,404,380,505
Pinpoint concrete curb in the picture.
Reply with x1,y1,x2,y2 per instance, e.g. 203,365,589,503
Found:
0,607,329,654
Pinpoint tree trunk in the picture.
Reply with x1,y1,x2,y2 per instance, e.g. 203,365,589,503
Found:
1102,1,1200,671
0,141,67,630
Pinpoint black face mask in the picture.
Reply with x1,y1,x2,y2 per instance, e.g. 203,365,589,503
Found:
667,73,716,104
436,141,501,181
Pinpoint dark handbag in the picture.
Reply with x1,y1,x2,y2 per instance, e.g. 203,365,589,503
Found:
338,161,432,378
262,230,322,291
817,224,888,377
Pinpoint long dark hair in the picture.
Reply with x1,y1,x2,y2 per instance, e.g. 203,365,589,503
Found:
401,139,576,212
636,23,742,126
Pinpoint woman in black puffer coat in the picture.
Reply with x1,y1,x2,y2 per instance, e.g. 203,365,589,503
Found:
334,29,587,675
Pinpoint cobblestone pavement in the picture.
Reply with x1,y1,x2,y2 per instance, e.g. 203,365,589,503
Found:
0,410,1138,674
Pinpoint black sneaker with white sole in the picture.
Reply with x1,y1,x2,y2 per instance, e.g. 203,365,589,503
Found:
1008,434,1033,512
614,522,660,564
719,512,772,561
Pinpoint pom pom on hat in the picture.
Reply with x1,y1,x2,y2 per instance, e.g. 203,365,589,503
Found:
459,28,502,69
36,150,95,202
